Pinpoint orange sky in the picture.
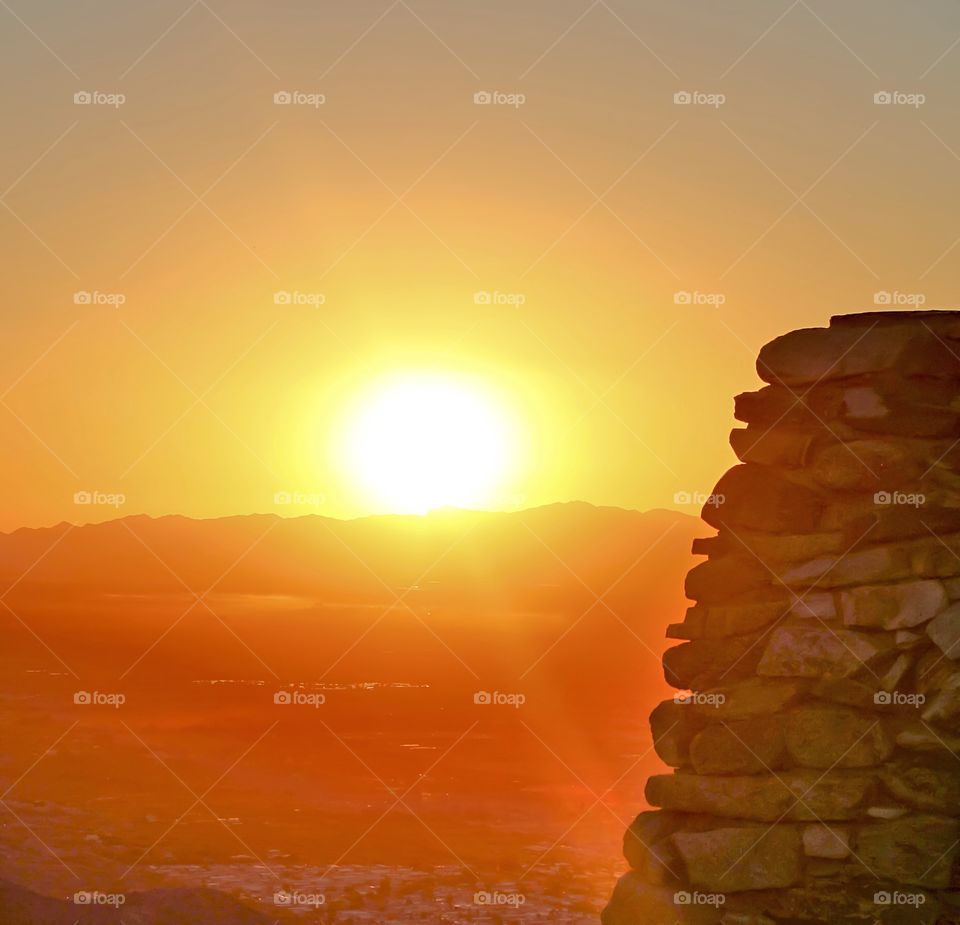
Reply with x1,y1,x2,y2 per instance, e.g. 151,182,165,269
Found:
3,0,960,530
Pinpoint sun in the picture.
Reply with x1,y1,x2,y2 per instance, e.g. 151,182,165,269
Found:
338,372,517,514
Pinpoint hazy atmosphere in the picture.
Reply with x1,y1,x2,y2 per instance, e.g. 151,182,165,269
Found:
4,3,960,925
4,1,960,529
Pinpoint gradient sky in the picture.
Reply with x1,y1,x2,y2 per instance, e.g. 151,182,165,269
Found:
2,0,960,530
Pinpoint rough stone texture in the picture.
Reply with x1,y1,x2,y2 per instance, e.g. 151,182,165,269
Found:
603,313,960,924
663,636,763,689
840,579,947,630
927,602,960,659
783,706,893,768
601,874,724,925
688,679,805,721
689,718,786,774
801,823,850,859
645,770,875,821
855,815,960,887
921,670,960,724
670,827,802,892
650,698,701,768
880,756,960,812
672,601,786,640
622,810,687,884
757,625,891,679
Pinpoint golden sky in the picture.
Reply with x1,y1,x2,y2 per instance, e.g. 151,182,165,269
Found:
3,0,960,529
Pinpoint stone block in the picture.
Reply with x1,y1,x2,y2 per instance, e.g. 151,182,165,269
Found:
927,602,960,659
856,815,960,887
802,823,850,858
689,718,786,775
701,465,822,533
728,427,812,467
601,873,725,925
670,826,802,893
881,756,960,812
840,579,947,630
645,770,874,822
688,678,805,721
663,638,762,690
650,698,702,767
784,706,893,768
757,625,892,679
921,670,960,725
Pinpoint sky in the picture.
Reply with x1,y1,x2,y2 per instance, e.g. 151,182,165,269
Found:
2,0,960,530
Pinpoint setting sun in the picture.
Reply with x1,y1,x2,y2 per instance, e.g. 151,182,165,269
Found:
337,372,518,514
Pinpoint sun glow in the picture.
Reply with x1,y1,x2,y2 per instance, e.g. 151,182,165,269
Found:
338,372,518,514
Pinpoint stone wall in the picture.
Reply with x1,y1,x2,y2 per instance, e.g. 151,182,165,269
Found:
603,312,960,925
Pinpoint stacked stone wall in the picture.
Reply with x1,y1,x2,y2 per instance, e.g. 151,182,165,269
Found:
604,312,960,925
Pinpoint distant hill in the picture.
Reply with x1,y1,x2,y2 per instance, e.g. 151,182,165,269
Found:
0,503,703,612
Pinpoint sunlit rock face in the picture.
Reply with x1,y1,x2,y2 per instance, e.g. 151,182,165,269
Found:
603,312,960,925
